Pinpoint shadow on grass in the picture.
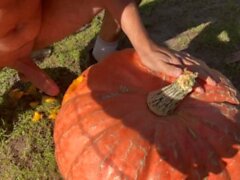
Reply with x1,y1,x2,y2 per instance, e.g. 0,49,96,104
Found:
138,0,240,57
0,67,77,135
78,36,98,72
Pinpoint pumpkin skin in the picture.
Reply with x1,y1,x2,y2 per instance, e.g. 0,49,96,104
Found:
54,49,240,179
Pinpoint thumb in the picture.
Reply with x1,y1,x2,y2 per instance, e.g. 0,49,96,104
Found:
12,58,60,96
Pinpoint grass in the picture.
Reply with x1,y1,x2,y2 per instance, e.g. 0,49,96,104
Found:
0,0,240,179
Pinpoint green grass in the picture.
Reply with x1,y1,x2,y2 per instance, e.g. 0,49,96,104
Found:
0,0,240,179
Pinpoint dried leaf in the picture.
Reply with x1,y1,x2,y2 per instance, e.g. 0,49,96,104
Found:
32,112,43,122
42,96,57,104
25,85,38,96
8,88,24,101
29,101,39,108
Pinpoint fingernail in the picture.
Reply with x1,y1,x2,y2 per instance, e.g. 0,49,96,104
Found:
208,79,217,86
48,85,60,96
44,82,60,96
174,69,182,77
195,87,204,94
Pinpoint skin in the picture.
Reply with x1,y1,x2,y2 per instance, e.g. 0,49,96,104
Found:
0,0,218,96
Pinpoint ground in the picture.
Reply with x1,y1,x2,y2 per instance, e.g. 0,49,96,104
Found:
0,0,239,179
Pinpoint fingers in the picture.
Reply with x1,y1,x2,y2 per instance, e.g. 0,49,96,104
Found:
159,59,205,93
194,82,205,93
204,69,219,86
176,53,219,86
144,46,219,88
161,50,218,90
11,58,60,96
158,49,183,66
159,62,183,77
183,63,215,85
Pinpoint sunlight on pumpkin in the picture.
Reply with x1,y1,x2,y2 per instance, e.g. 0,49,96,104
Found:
62,75,84,104
69,75,84,91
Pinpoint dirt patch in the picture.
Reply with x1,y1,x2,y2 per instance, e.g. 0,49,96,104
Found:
9,136,33,169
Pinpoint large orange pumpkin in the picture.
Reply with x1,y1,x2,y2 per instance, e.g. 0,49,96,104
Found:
54,49,240,179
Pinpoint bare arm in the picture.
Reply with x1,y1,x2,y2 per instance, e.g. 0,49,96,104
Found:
102,1,150,51
103,0,217,86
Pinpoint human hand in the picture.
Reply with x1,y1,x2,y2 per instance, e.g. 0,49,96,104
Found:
0,48,59,96
137,44,219,92
9,57,60,96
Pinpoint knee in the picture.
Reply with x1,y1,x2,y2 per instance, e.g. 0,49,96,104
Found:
0,21,41,52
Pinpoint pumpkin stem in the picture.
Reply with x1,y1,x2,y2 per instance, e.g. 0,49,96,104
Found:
147,70,198,116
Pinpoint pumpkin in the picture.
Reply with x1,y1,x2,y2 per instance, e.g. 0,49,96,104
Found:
54,49,240,179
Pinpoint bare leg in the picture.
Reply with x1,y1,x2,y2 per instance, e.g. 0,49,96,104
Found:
92,0,142,61
99,0,142,42
99,11,122,42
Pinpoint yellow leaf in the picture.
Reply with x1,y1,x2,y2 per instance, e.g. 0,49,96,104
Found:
42,96,57,104
32,112,42,122
48,107,60,121
48,112,57,121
